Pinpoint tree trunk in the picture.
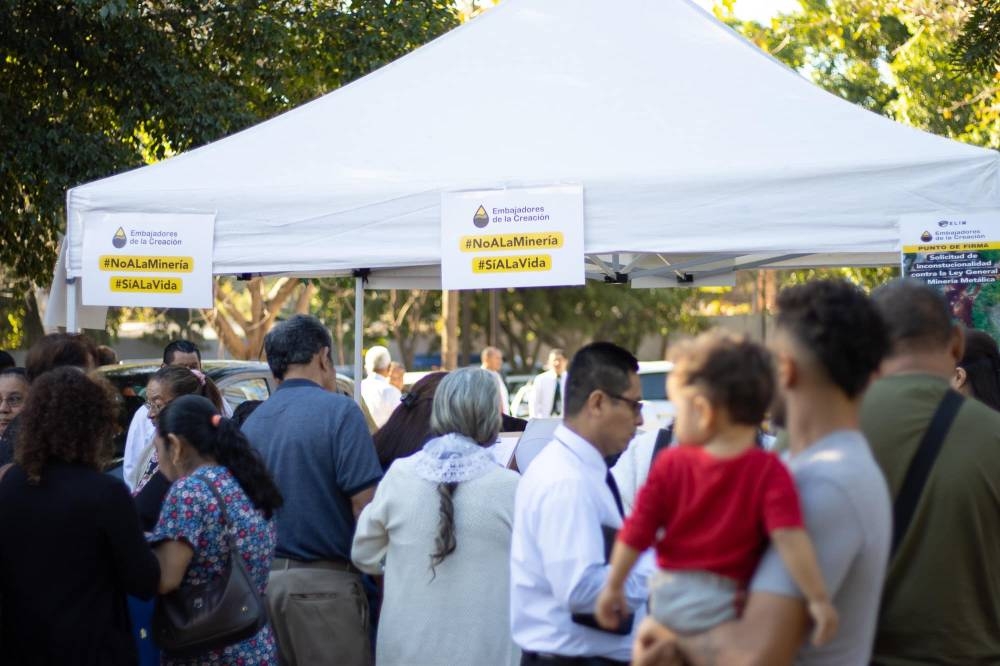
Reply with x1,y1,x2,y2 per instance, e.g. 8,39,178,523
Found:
22,289,46,347
334,304,346,366
460,290,472,367
441,290,459,370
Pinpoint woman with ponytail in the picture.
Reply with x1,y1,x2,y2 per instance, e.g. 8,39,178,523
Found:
151,395,282,665
352,367,520,666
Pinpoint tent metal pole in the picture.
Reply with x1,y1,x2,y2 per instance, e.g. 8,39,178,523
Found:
353,276,364,406
66,278,78,333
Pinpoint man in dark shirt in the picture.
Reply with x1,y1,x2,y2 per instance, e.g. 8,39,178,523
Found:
243,315,382,666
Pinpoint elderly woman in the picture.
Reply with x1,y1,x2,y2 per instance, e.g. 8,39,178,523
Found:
132,365,225,531
352,367,520,666
0,367,160,664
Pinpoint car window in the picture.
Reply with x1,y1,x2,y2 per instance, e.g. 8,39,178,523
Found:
221,377,270,410
640,372,669,401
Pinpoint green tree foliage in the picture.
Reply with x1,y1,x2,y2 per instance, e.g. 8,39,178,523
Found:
953,0,1000,75
0,0,458,345
720,0,1000,147
707,1,993,301
470,284,706,371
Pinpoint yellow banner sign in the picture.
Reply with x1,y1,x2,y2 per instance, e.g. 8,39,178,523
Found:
99,255,194,272
459,232,564,253
471,255,552,274
109,276,183,294
903,241,1000,253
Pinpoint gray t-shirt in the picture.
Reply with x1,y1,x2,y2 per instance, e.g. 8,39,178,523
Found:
751,430,891,666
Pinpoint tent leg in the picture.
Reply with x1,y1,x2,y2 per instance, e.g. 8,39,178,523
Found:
354,276,364,405
66,278,79,333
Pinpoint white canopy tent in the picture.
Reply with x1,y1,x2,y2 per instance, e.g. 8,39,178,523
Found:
62,0,1000,372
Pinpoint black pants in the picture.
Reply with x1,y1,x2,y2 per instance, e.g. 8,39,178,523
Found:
521,652,629,666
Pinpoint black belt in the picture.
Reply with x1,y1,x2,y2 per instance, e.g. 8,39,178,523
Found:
521,652,628,666
271,557,359,574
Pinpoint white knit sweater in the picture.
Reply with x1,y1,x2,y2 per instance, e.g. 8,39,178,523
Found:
352,455,521,666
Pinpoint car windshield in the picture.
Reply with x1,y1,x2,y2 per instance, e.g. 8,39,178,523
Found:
640,372,668,401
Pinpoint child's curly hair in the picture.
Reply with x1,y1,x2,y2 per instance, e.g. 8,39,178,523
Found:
668,330,775,426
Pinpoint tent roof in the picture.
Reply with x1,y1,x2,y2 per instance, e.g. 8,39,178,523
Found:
66,0,1000,285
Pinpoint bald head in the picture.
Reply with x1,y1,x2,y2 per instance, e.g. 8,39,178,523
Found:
481,346,503,372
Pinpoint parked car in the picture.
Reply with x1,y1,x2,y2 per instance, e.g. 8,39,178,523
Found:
637,360,674,431
98,360,355,461
506,373,536,418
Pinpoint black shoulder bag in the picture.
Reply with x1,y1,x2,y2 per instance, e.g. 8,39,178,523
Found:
891,389,964,557
153,476,268,657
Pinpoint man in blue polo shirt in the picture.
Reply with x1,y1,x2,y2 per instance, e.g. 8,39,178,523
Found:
243,315,382,666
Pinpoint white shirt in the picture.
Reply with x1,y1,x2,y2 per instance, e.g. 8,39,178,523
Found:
510,424,652,661
529,370,567,419
122,405,156,491
361,373,402,428
610,429,660,515
485,368,511,415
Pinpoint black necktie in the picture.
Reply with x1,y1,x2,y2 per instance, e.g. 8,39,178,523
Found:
605,470,624,517
552,376,562,416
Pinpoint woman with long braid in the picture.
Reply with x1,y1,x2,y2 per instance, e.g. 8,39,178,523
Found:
352,367,520,666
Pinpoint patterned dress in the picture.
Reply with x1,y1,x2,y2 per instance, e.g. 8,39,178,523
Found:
151,465,278,665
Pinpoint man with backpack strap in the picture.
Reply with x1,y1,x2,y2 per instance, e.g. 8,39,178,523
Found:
864,280,1000,665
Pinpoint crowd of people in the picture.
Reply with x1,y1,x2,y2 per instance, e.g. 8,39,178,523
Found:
0,277,997,666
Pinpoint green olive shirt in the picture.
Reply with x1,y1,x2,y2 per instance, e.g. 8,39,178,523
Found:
861,373,1000,666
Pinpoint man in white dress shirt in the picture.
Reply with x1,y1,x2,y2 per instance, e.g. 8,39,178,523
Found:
482,345,511,414
511,341,652,665
360,345,402,428
529,348,568,418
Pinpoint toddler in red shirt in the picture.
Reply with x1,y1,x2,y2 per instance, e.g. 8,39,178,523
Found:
595,331,837,645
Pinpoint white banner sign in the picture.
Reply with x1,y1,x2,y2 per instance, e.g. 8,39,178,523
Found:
82,213,215,308
441,185,585,290
900,210,1000,333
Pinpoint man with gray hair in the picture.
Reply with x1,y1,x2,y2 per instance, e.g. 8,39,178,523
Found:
243,314,382,666
863,280,1000,665
361,345,402,428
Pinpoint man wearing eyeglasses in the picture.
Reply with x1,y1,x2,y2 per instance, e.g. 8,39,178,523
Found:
511,341,653,666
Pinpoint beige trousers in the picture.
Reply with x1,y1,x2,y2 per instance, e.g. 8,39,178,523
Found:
267,567,372,666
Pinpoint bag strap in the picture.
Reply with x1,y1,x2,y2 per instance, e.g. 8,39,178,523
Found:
0,463,13,485
891,389,964,557
193,471,244,563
